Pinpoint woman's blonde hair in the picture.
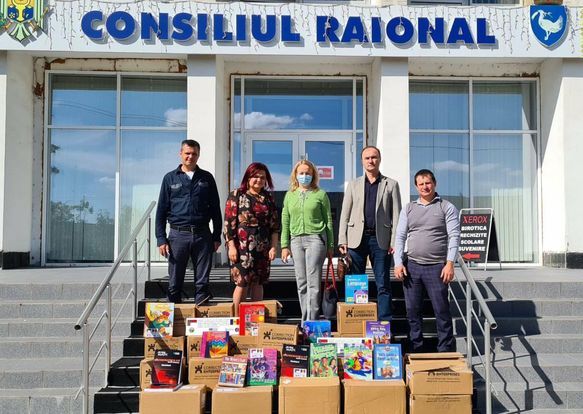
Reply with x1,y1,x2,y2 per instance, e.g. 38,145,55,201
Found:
289,160,320,191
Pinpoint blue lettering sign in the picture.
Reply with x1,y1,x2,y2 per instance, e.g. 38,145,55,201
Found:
81,10,103,39
106,11,135,40
281,15,300,42
418,17,444,44
172,13,193,41
371,17,382,43
236,15,247,41
141,13,169,40
252,14,276,42
316,15,340,42
341,16,367,43
447,17,474,44
386,17,414,44
197,14,208,41
476,18,496,44
214,14,232,41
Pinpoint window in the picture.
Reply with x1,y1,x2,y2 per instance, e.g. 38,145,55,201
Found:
46,73,186,263
409,79,538,263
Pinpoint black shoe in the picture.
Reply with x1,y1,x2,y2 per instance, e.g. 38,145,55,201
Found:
196,293,213,306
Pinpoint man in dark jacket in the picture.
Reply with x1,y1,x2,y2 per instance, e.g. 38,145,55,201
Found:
155,139,222,305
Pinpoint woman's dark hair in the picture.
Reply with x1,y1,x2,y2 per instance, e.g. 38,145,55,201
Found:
239,162,274,193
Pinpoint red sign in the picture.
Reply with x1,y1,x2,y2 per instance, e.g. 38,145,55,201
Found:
317,166,334,180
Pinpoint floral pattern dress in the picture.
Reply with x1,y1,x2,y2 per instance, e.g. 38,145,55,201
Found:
223,189,280,287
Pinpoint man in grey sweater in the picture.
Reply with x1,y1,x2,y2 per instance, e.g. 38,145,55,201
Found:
394,169,460,352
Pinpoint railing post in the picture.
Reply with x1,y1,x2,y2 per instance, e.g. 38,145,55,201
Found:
82,323,90,414
105,284,112,387
466,282,473,369
485,320,492,414
133,239,138,321
147,216,152,282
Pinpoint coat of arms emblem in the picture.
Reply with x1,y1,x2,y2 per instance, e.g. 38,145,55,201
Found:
530,5,568,48
0,0,47,42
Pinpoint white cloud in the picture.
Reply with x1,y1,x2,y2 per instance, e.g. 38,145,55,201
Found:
235,112,295,130
434,160,469,174
164,108,187,127
300,113,313,121
98,176,115,185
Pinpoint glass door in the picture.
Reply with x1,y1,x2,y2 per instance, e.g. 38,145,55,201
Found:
245,132,353,257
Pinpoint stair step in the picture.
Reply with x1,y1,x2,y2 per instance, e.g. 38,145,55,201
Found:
0,388,90,414
0,336,126,358
456,334,583,355
0,299,132,320
0,282,137,301
0,318,133,338
0,358,104,389
453,316,583,336
94,386,140,414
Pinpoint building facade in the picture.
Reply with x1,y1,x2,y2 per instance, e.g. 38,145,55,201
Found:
1,0,582,268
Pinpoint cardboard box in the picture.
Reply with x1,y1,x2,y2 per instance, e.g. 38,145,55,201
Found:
343,379,405,414
195,302,234,317
140,384,206,414
336,303,377,335
140,357,187,389
230,334,258,355
212,385,273,414
187,336,203,361
410,394,472,414
406,353,473,395
279,377,340,414
258,323,299,351
188,357,223,388
144,336,185,359
247,300,283,323
174,304,196,336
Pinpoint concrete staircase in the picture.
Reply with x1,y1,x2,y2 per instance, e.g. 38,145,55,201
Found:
0,279,136,413
452,276,583,413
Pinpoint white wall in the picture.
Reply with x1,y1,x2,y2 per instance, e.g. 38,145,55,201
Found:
0,52,34,255
371,58,410,201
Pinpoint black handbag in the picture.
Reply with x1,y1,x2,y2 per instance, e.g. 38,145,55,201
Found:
322,257,339,320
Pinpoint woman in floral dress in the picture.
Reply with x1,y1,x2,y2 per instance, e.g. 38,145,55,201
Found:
223,162,280,313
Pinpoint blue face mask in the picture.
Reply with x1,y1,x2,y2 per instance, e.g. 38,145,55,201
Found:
297,174,313,186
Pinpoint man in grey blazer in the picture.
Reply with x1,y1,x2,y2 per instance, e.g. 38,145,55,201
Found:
339,146,402,321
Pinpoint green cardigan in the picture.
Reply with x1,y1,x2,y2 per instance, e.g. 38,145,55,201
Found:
281,188,334,249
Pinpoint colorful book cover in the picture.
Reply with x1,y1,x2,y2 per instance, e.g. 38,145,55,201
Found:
281,344,310,378
218,356,248,387
343,344,373,380
309,343,338,377
302,320,332,344
345,274,369,304
144,302,174,338
200,331,229,358
151,349,182,388
316,337,373,358
184,317,240,336
364,320,391,344
373,344,402,380
247,347,278,386
239,304,266,336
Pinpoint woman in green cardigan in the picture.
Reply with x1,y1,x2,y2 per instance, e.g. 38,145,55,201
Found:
281,160,334,322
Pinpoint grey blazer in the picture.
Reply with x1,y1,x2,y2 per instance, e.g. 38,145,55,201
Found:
338,175,402,251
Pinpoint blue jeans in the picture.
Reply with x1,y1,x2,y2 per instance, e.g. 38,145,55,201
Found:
167,228,213,304
348,234,392,321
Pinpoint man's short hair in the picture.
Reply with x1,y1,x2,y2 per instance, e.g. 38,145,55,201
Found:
181,139,200,150
361,146,381,158
414,169,436,184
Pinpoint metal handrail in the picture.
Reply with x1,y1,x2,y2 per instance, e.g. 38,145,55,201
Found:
73,201,156,414
452,253,498,414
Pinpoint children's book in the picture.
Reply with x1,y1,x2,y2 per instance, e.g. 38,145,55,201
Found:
302,320,332,344
247,347,278,386
281,344,310,378
239,304,266,336
151,349,183,389
218,356,248,387
373,343,402,380
316,337,373,358
345,274,369,304
309,343,338,377
144,302,174,338
343,344,373,380
185,317,240,336
200,331,229,358
364,320,391,344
